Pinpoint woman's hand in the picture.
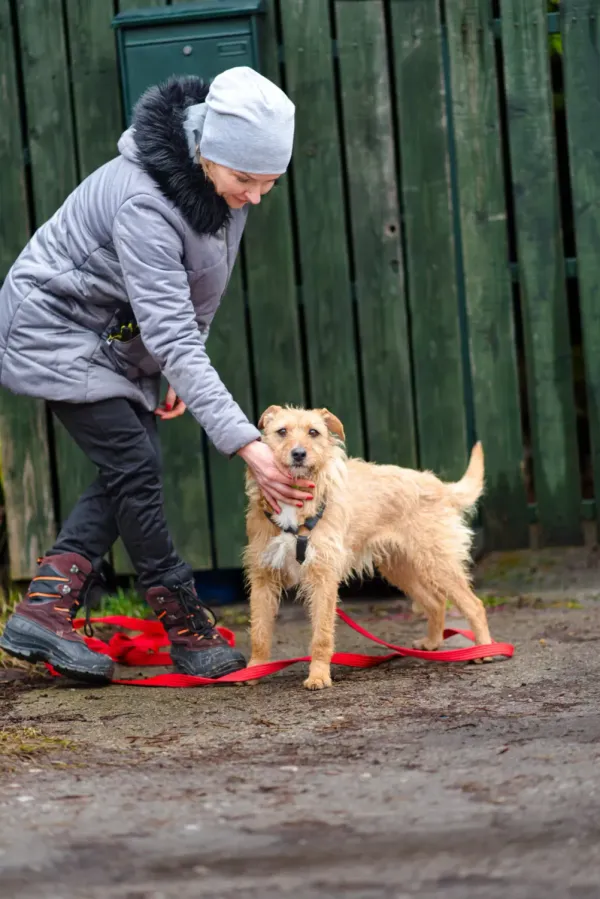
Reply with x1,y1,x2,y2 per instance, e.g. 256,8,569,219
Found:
238,440,314,513
155,385,187,420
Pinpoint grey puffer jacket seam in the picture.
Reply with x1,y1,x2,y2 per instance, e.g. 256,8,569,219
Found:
44,238,116,296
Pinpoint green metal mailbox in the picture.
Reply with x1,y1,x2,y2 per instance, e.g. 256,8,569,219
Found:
113,0,265,123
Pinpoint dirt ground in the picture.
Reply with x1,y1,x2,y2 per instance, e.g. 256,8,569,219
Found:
2,545,600,899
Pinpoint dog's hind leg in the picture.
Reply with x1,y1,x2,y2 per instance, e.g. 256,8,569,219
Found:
379,561,446,651
407,581,447,651
442,571,492,647
248,569,282,669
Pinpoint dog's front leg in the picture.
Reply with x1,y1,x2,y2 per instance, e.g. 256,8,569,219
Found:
303,573,339,690
248,568,281,668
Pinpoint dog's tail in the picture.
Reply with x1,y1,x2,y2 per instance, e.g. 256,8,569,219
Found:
447,442,484,511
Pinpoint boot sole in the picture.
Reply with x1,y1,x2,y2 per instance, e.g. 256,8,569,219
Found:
0,618,114,685
171,646,247,679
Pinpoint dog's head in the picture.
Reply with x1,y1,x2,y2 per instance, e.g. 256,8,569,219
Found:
258,406,346,478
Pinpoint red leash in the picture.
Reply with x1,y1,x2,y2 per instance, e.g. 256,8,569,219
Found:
47,609,514,686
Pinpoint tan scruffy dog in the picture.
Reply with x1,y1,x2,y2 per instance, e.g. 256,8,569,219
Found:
244,405,493,690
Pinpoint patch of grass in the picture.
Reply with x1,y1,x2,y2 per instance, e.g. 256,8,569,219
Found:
0,586,29,669
0,726,74,758
0,585,20,623
98,587,149,619
218,607,250,628
480,594,508,609
549,599,583,610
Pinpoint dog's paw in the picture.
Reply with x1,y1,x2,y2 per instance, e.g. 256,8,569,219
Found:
303,672,333,691
471,656,495,665
412,637,441,652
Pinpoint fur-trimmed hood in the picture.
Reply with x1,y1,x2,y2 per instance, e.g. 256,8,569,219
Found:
123,76,231,236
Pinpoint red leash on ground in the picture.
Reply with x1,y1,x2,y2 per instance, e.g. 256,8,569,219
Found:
46,610,514,686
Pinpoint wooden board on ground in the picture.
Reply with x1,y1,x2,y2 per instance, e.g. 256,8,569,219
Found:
0,2,55,578
561,0,600,536
335,0,416,466
279,0,364,457
501,0,582,546
389,0,469,479
244,0,305,415
445,0,529,549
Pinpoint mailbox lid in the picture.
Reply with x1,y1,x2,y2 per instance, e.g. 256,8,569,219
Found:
113,0,264,29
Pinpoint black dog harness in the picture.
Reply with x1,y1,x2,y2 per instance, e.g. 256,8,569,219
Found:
265,502,327,564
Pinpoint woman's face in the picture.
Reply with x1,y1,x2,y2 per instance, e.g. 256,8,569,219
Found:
202,159,279,209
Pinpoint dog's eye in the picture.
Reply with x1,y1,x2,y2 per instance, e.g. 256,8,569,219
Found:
276,428,287,437
308,429,320,438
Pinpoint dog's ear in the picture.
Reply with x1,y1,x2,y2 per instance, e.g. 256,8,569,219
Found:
258,405,283,431
320,409,345,443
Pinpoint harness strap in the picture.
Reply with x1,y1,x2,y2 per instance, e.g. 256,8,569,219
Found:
264,502,327,564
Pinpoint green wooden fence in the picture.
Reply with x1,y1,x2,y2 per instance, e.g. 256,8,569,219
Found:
0,0,597,581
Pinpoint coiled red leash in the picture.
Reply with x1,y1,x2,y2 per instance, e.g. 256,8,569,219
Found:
45,609,514,686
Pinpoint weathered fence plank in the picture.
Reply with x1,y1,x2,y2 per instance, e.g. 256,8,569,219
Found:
561,0,600,535
65,0,122,178
16,0,78,218
207,264,255,570
0,8,30,278
502,0,582,546
279,0,364,456
16,0,97,529
389,0,469,480
0,1,55,578
244,0,305,415
335,0,416,466
445,0,529,549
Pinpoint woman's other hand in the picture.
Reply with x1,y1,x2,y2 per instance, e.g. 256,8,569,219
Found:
155,385,187,420
238,440,314,514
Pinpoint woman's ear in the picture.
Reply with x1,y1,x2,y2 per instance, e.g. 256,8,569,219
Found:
258,405,283,430
319,408,345,443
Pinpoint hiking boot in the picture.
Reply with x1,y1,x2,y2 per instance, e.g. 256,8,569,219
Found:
145,581,246,678
0,553,114,684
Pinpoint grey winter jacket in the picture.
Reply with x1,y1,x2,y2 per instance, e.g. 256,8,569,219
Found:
0,77,261,456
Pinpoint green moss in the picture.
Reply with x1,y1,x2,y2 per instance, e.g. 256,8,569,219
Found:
0,726,75,758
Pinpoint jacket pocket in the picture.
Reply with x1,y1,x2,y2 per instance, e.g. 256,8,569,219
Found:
103,334,161,380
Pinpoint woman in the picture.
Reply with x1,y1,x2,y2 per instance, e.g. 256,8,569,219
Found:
0,67,313,682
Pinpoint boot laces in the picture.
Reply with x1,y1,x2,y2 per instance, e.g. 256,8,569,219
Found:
177,582,218,639
69,560,115,638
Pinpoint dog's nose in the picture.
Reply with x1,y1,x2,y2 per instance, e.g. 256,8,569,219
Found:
291,446,307,464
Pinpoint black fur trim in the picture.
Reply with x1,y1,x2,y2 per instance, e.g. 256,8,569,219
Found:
131,76,231,236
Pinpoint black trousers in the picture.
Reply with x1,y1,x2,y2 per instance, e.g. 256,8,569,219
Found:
48,399,192,590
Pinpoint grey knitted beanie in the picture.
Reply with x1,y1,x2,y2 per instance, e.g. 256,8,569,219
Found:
183,67,295,175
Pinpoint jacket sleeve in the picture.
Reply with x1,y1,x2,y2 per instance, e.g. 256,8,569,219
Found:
113,194,260,456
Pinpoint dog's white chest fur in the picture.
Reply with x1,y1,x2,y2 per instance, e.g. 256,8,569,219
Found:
261,504,315,579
